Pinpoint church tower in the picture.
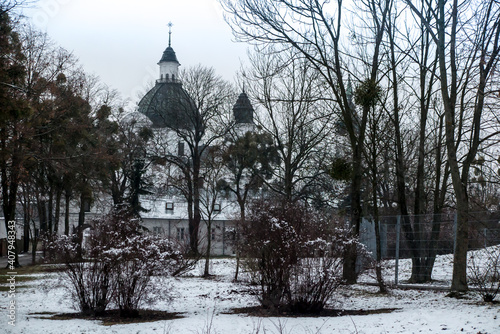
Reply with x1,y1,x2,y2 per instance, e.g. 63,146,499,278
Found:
158,22,180,82
232,89,255,135
138,23,195,129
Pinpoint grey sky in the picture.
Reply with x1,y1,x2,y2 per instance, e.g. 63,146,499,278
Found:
22,0,248,108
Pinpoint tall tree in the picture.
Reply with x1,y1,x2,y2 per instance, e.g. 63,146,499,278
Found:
221,130,278,280
406,0,500,291
221,0,390,282
245,50,335,203
0,8,30,267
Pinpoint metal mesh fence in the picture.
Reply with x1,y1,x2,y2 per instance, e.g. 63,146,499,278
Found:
359,211,500,288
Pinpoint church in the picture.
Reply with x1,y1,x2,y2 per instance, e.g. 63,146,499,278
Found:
136,27,255,255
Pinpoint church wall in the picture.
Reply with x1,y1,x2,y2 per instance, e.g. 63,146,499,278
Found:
159,62,179,81
141,217,236,256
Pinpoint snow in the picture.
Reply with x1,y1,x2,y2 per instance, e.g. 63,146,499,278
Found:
1,258,499,334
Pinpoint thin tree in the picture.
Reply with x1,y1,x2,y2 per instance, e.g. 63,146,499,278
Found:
221,0,391,282
221,130,278,280
405,0,500,291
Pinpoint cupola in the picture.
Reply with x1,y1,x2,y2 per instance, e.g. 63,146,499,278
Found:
158,22,180,82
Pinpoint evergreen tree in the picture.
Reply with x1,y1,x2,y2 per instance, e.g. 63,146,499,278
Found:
0,8,30,267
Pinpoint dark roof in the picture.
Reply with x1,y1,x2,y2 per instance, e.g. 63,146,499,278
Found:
159,46,179,63
233,91,254,124
138,81,196,129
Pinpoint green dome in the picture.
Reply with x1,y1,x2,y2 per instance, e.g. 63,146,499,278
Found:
138,81,196,129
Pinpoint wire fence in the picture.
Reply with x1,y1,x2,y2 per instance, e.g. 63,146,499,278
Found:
359,211,500,288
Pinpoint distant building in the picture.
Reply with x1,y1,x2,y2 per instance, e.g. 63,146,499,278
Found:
136,27,255,255
0,27,256,257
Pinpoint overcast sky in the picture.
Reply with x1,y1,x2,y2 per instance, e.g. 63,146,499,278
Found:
21,0,249,108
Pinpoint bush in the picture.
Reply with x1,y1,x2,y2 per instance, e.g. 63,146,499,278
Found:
48,208,182,317
48,233,112,316
467,245,500,302
242,200,351,314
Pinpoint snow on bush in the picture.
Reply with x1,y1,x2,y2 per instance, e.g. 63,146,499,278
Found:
242,200,357,314
48,208,182,317
467,245,500,302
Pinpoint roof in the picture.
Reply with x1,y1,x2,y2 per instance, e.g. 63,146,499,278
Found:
159,46,179,64
233,91,254,124
138,81,196,129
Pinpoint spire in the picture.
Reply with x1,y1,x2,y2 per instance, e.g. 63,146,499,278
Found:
168,22,173,47
158,21,180,82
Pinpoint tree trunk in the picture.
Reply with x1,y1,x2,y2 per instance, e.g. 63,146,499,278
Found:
370,128,386,293
48,187,54,235
343,142,363,284
234,199,245,282
38,198,47,258
77,192,86,258
190,151,201,256
54,188,62,235
204,218,212,277
64,190,71,235
23,204,30,253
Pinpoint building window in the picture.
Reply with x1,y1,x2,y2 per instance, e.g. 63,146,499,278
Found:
211,228,216,241
165,202,174,213
178,142,185,156
177,227,185,240
83,199,91,212
153,226,162,235
213,203,221,213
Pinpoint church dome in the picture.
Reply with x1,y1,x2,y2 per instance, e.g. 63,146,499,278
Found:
138,81,195,129
138,25,196,129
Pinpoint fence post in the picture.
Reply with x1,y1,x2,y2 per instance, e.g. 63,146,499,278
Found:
395,215,401,286
453,211,457,255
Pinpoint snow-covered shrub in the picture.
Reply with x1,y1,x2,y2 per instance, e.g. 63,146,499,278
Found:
108,234,181,317
289,237,346,313
467,245,500,302
48,234,113,316
242,200,350,314
48,208,182,317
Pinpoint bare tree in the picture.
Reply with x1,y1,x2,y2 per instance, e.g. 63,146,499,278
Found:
382,0,448,283
245,50,335,203
220,130,278,281
221,0,391,282
405,0,500,291
199,146,226,277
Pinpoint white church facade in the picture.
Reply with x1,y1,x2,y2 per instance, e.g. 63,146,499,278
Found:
134,29,255,256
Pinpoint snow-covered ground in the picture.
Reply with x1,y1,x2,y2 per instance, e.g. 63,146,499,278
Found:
1,258,499,334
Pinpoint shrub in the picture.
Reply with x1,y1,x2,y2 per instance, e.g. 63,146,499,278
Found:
467,245,500,302
108,234,181,317
48,208,182,317
48,234,112,316
242,200,351,314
